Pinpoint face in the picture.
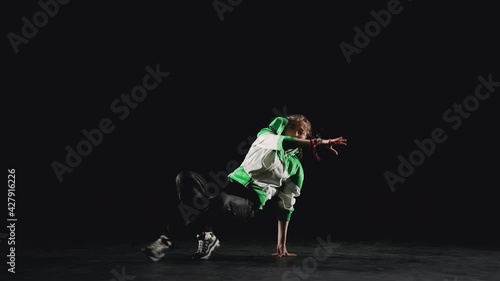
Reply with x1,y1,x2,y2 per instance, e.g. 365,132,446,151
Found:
283,121,308,140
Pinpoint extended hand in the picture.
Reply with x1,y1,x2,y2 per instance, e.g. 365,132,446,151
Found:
321,136,347,156
272,244,297,258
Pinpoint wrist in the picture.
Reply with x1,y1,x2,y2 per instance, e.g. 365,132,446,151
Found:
309,138,322,146
309,138,322,161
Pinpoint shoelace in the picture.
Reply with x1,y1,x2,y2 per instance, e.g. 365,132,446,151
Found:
197,237,210,253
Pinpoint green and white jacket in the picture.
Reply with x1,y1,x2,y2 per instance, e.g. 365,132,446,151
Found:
228,116,304,221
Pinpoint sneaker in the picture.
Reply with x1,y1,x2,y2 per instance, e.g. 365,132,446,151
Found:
192,232,221,260
142,235,173,262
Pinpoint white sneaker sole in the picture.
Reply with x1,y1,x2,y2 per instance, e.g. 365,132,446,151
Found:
197,239,221,260
142,248,165,262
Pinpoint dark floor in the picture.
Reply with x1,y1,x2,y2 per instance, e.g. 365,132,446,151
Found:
7,237,500,281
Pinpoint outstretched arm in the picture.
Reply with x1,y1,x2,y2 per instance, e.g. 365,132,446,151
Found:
284,136,348,156
272,220,297,257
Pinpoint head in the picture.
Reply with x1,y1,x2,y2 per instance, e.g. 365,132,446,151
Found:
282,114,312,140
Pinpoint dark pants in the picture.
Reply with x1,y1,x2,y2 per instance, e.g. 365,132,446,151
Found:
165,170,260,238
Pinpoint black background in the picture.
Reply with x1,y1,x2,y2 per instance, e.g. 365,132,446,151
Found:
4,0,499,246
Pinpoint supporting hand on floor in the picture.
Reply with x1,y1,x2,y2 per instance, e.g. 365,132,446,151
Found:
272,244,297,257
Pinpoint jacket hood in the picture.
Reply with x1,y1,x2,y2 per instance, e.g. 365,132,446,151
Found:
269,116,288,135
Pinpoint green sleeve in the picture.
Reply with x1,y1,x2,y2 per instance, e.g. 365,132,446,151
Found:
277,208,294,221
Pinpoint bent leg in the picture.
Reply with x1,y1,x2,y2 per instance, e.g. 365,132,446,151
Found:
195,186,259,233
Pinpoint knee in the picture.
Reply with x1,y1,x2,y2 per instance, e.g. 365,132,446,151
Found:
175,170,207,189
175,170,191,185
175,170,199,189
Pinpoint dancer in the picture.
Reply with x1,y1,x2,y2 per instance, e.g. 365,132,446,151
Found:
143,114,347,261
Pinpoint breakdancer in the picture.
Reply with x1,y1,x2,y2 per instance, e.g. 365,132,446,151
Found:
143,114,347,261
